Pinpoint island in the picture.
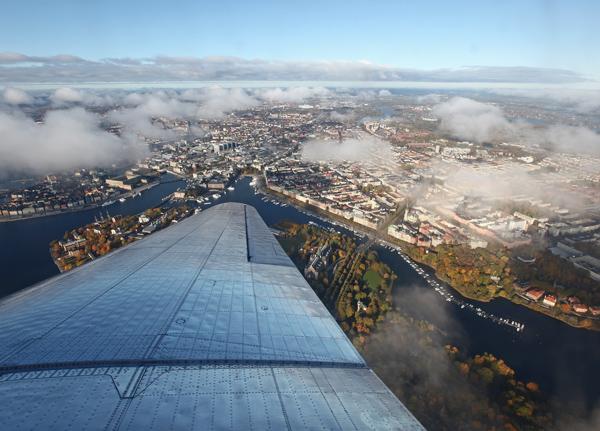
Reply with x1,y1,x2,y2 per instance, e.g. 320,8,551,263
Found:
266,177,600,331
401,241,600,331
277,222,562,431
277,221,394,336
50,205,192,272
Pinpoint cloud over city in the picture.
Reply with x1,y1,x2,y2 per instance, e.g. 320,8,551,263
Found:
0,84,340,175
488,88,600,113
0,108,145,176
432,97,600,155
433,97,514,143
302,135,392,163
2,87,32,105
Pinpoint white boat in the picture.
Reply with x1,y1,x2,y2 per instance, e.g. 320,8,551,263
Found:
118,197,126,203
101,200,115,207
212,194,221,200
227,186,235,191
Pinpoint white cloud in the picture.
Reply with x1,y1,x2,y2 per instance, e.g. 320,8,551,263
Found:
256,86,331,103
109,87,259,137
49,87,119,107
432,97,600,155
0,53,587,83
433,97,513,142
0,52,87,64
0,108,145,176
537,125,600,155
2,87,32,105
301,136,391,163
109,93,191,138
50,87,84,105
420,160,589,211
489,88,600,112
441,163,536,200
329,111,355,122
416,93,443,104
192,87,258,118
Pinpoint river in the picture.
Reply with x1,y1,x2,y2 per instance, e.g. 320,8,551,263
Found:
0,174,185,297
1,175,599,409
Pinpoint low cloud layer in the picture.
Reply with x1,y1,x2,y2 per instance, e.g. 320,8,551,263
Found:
109,92,198,138
0,108,145,176
51,87,84,104
258,86,331,103
2,87,32,105
0,52,587,84
0,85,337,176
432,97,600,155
302,135,391,163
418,159,589,213
328,110,356,122
186,87,259,118
541,125,600,155
107,87,261,137
84,86,332,137
50,87,121,107
433,97,512,143
489,88,600,113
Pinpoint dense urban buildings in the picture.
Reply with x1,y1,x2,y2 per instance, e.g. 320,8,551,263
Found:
2,90,600,322
2,87,600,430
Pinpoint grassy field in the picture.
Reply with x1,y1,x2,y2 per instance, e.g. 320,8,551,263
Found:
363,269,382,290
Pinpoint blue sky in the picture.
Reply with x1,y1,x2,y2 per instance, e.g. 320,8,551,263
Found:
1,0,599,80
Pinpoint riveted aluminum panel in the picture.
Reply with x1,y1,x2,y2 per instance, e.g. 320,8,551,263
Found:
0,203,424,430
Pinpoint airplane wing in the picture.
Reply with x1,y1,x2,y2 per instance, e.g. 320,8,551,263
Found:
0,203,424,430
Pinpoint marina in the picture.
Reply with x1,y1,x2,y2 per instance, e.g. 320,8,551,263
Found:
378,241,525,332
253,178,526,332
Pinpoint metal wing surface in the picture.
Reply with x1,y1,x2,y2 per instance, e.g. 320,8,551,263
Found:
0,202,424,430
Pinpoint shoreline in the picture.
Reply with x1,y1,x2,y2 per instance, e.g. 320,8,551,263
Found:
259,181,600,332
405,249,600,332
0,180,162,224
0,205,105,223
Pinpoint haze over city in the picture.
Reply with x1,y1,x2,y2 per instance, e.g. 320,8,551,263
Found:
1,1,600,431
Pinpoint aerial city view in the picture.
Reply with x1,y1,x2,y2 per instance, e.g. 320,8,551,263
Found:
1,1,599,430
